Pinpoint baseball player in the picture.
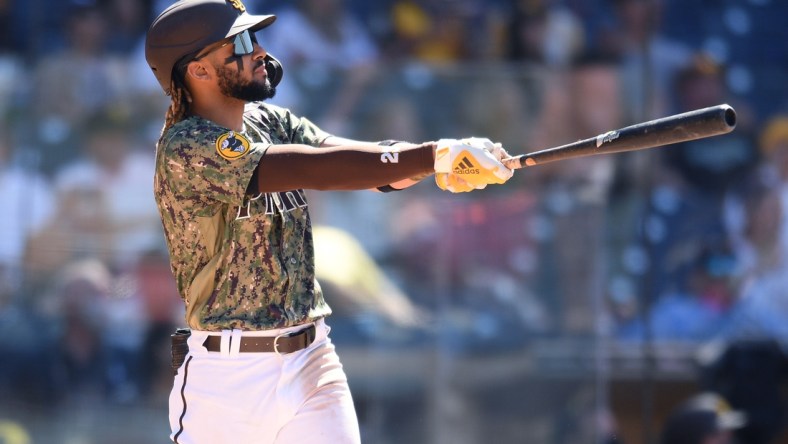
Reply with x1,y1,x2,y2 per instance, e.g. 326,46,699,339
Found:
144,1,514,443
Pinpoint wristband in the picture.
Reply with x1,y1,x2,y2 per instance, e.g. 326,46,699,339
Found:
376,185,400,193
376,140,409,192
378,140,406,146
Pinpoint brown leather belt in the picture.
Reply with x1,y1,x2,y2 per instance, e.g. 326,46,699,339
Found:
202,324,316,354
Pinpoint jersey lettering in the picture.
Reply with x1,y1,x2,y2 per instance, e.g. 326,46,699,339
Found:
236,193,264,219
235,190,307,220
278,190,308,212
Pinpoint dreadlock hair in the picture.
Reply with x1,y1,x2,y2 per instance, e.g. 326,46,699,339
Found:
158,60,194,146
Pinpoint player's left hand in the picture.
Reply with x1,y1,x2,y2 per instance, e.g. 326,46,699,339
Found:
433,137,514,193
435,173,478,192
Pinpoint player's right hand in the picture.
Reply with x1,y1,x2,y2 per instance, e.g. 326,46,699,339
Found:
433,138,514,192
435,173,477,193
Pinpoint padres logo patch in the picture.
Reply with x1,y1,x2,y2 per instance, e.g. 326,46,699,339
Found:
216,131,251,160
227,0,246,13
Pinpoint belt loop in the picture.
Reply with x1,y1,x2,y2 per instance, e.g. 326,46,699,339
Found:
230,329,242,357
220,330,232,358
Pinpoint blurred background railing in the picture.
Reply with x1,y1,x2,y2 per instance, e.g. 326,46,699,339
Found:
0,0,787,443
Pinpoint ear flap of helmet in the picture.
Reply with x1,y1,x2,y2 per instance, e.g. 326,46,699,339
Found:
264,54,283,87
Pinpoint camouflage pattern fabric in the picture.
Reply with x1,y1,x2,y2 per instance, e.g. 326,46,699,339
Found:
155,103,332,331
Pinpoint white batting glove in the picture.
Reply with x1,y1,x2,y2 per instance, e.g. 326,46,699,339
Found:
460,137,511,162
434,138,514,192
434,173,479,193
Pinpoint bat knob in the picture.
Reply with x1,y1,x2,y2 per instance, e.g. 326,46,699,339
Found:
721,104,737,129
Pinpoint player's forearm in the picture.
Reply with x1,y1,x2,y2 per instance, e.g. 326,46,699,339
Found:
319,135,371,147
252,143,435,193
321,137,430,191
385,177,420,190
380,171,434,191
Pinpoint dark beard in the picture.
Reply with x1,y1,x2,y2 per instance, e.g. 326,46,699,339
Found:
215,62,276,102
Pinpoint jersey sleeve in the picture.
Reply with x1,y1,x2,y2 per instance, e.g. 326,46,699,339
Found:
159,121,267,209
286,112,330,146
249,103,331,147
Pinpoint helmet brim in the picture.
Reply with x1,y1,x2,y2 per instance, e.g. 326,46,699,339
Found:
229,13,276,36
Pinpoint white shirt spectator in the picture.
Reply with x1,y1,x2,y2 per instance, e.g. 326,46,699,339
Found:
0,165,54,274
53,149,159,268
265,4,379,69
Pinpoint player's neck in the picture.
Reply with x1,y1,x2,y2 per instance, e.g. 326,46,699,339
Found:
191,95,246,132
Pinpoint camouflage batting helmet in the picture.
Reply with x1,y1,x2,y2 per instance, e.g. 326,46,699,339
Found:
145,0,276,95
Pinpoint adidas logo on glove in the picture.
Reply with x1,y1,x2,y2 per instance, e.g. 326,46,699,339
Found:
453,156,480,174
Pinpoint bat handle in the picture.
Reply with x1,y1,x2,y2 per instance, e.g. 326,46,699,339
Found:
502,155,530,170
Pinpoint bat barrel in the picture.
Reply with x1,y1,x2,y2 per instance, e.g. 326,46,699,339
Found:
668,103,737,137
503,104,737,170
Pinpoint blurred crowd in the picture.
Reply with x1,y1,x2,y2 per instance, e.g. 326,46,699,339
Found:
0,0,787,442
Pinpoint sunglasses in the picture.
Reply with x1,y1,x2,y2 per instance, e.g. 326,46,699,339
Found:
194,29,258,61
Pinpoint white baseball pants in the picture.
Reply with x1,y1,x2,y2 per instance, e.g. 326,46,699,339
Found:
168,319,361,444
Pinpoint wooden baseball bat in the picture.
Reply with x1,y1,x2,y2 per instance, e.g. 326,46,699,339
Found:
502,104,737,170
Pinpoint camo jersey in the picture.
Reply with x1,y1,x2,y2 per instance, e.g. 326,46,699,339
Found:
154,102,332,331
